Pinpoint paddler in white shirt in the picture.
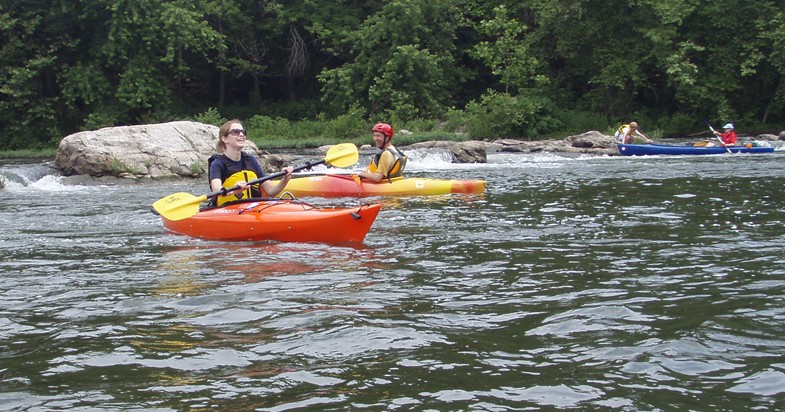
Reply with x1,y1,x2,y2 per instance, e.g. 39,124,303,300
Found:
615,121,652,144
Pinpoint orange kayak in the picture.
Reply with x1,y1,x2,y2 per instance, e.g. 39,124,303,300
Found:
276,174,486,198
161,199,381,243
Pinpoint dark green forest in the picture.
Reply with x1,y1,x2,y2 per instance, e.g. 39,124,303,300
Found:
2,0,784,150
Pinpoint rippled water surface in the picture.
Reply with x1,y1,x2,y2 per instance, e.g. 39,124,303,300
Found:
2,149,785,410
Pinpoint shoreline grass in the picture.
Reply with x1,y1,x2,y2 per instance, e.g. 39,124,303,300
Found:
0,148,57,160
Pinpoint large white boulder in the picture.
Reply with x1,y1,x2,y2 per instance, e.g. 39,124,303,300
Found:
54,121,262,178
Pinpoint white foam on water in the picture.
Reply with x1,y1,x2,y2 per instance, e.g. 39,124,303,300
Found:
1,173,85,193
30,175,88,192
405,149,591,171
403,150,462,171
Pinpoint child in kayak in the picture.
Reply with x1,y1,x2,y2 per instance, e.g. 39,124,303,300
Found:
615,122,653,144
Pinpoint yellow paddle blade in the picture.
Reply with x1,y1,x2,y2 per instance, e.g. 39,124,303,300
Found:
152,192,208,221
325,143,359,168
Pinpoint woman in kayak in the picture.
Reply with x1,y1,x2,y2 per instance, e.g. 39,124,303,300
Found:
209,119,293,205
615,122,652,144
358,122,407,182
708,123,737,146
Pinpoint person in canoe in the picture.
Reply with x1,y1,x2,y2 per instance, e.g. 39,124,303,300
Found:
707,123,737,147
208,119,293,206
615,122,652,144
357,122,407,183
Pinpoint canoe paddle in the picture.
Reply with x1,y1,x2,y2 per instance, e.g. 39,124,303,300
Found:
704,120,734,154
152,142,359,221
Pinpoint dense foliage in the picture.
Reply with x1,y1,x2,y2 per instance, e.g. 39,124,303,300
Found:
1,0,784,149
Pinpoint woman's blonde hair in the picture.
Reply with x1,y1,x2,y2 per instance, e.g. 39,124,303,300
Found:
215,119,242,153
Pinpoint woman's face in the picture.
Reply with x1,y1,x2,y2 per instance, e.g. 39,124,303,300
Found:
223,122,247,150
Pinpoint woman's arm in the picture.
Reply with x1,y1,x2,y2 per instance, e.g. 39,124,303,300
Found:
260,166,294,197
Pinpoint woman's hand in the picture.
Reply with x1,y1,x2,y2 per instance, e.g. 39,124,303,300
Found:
228,181,248,196
281,166,294,180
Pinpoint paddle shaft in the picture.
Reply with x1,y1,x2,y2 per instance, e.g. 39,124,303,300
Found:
208,160,325,200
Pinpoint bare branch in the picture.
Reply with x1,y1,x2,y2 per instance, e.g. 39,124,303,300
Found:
285,24,309,79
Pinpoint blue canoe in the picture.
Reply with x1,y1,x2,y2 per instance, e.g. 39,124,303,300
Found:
618,143,775,156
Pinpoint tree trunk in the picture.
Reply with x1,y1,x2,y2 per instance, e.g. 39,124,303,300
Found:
762,75,784,124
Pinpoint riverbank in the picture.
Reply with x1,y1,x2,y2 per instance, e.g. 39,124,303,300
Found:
5,129,784,162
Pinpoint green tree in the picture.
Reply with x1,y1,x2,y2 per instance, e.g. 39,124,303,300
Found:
100,0,223,120
526,0,662,118
0,1,74,148
3,0,785,150
758,9,785,123
317,0,471,121
689,0,785,124
526,0,785,126
471,4,546,94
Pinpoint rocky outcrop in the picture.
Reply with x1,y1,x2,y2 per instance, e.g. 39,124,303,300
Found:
54,121,282,179
481,131,617,155
392,130,619,162
756,133,780,141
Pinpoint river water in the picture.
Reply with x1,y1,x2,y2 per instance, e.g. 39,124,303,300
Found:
2,146,785,411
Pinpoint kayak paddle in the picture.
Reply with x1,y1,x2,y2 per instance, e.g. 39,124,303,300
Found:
704,120,733,154
152,142,359,221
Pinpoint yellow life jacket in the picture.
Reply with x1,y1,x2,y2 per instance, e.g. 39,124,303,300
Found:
616,124,630,136
217,170,259,206
369,147,407,179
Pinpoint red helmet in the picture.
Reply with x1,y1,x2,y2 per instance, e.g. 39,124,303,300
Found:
372,122,393,138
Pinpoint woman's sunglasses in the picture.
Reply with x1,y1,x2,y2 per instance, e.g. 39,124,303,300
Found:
228,128,247,136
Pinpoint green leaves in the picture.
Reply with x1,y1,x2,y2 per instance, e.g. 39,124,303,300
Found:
463,90,560,140
317,0,467,121
369,45,451,120
472,5,541,94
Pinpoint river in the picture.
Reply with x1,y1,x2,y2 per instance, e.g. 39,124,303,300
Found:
2,146,785,410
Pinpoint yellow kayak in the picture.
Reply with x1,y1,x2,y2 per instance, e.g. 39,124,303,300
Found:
275,174,486,198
